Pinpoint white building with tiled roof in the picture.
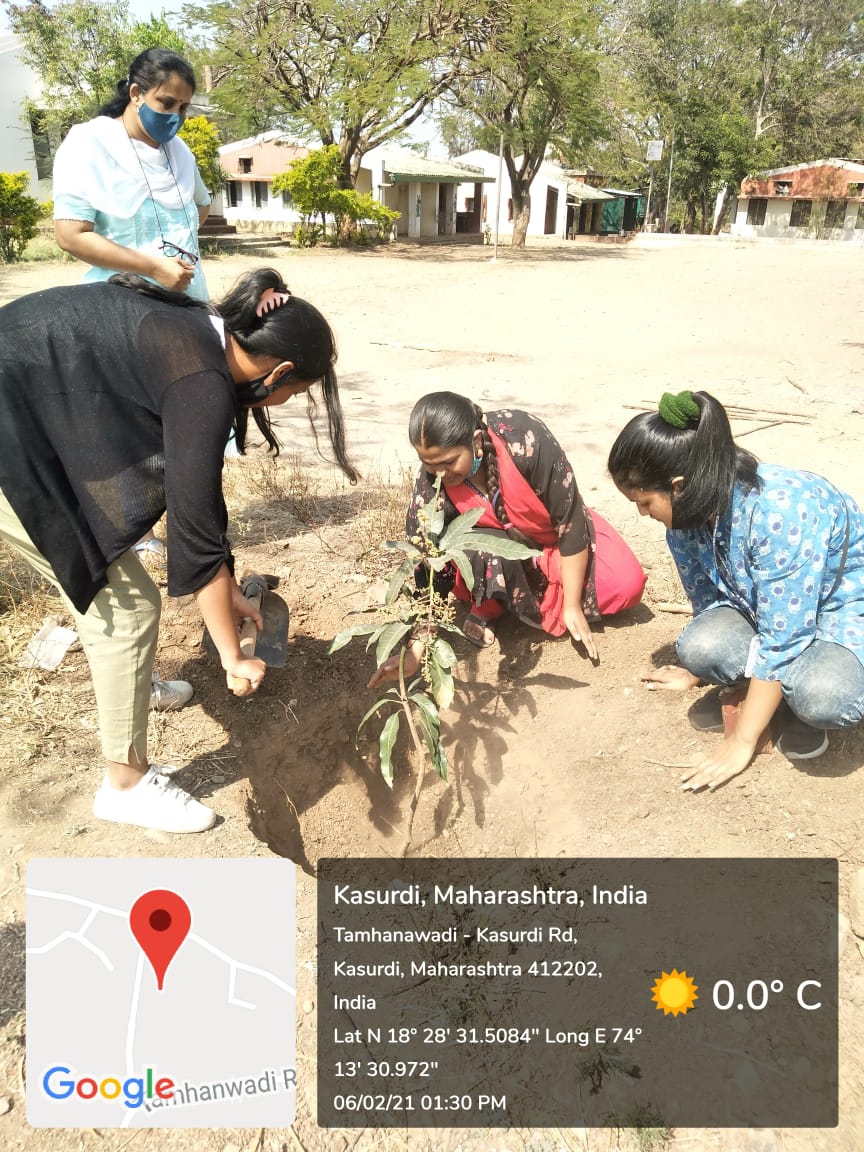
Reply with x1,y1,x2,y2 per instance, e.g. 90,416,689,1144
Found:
451,150,612,240
731,158,864,242
358,147,495,239
215,132,309,230
211,137,496,239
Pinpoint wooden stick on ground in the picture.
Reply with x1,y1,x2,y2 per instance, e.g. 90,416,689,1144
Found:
735,421,789,438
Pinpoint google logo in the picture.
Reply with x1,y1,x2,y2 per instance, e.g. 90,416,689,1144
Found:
42,1066,175,1109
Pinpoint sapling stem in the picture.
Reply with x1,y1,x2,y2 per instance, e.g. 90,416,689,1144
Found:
397,642,429,858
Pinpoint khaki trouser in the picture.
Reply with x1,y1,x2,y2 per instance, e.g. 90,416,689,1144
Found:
0,490,160,763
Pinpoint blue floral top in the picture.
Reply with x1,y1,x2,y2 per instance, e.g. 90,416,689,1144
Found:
667,464,864,679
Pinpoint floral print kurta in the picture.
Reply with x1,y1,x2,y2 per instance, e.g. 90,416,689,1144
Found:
667,464,864,679
406,409,598,626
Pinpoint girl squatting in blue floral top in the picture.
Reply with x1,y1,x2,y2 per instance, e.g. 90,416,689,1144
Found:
608,390,864,792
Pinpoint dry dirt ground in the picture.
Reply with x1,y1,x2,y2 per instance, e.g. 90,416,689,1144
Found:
1,237,863,1152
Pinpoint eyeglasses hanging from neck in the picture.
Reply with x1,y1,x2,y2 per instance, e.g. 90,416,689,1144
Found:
123,123,200,266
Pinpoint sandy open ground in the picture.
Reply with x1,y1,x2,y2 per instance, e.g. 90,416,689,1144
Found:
0,235,862,1152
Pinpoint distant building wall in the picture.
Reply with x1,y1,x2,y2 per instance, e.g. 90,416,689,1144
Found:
454,150,570,238
731,195,864,243
0,36,47,195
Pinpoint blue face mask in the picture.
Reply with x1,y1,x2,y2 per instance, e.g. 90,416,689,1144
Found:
137,101,183,143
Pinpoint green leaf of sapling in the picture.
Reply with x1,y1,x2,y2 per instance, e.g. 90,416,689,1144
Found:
431,637,457,668
374,621,413,667
378,710,401,788
429,659,455,710
463,531,541,560
355,697,399,745
446,548,474,591
328,622,383,653
385,560,414,605
439,506,484,549
414,705,448,781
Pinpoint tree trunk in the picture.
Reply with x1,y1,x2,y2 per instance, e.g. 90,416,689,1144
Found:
684,199,697,233
510,188,531,248
339,149,355,190
711,186,729,235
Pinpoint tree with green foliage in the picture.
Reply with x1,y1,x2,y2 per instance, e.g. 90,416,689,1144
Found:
615,0,864,232
188,0,480,188
449,0,607,247
3,0,191,133
616,0,768,231
272,146,341,224
734,0,864,162
437,107,488,159
0,172,43,262
272,146,399,244
178,116,225,192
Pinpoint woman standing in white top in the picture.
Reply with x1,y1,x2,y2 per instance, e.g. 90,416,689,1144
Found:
53,47,210,301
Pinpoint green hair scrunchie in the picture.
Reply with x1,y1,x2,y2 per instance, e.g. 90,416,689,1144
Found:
658,390,700,429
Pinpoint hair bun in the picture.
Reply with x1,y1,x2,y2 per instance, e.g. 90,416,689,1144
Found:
658,390,699,429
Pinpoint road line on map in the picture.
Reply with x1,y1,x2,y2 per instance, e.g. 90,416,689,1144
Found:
188,933,296,996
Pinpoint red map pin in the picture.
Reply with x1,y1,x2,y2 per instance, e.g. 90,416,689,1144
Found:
129,890,191,991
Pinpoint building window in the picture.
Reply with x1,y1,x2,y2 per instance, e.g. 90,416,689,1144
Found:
253,182,269,209
746,198,767,226
824,199,847,229
238,157,252,174
773,180,791,196
281,190,293,208
227,182,241,207
847,182,864,197
464,196,475,213
857,203,864,229
789,199,812,228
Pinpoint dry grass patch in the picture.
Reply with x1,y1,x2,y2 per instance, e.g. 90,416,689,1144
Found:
221,451,415,573
0,550,88,767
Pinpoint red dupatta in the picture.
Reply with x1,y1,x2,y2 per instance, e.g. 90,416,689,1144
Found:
445,429,559,544
445,429,573,634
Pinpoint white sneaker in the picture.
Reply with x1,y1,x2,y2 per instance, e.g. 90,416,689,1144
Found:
92,765,217,833
150,676,194,711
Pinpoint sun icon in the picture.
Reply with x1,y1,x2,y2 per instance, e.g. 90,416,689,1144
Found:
650,968,699,1016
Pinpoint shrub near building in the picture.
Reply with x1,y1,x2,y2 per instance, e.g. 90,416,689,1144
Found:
0,172,45,263
272,146,398,245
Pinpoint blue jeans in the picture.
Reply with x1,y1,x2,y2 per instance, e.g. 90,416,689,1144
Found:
676,607,864,730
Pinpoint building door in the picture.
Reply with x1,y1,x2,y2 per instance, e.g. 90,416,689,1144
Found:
438,185,448,234
544,187,558,234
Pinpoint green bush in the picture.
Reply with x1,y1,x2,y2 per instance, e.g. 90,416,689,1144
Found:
272,147,399,246
293,223,326,248
0,172,42,263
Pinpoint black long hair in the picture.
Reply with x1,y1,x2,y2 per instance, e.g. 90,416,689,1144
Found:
100,48,197,117
108,268,358,481
607,391,760,527
409,391,510,528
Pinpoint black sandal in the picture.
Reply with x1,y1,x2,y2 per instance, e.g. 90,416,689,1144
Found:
464,614,497,649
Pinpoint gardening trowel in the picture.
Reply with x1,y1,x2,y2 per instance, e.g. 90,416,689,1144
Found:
202,573,289,697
